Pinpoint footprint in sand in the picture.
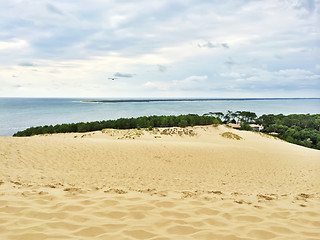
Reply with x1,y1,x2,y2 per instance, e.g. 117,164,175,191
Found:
248,229,276,239
204,218,228,227
235,215,264,223
155,201,176,208
123,230,156,239
74,226,105,237
45,221,80,231
166,225,200,235
194,207,220,215
160,211,190,219
128,211,146,219
99,199,120,207
105,211,127,219
102,223,127,231
269,226,295,234
61,205,84,212
8,233,49,240
270,211,292,219
0,206,27,214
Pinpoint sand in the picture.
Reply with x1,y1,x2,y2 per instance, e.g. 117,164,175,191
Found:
0,125,319,240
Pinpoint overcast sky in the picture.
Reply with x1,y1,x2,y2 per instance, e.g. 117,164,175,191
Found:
1,0,319,98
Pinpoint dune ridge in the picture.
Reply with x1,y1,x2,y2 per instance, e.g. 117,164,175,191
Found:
1,125,320,239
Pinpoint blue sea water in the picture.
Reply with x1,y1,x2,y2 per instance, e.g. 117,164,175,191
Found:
0,98,319,136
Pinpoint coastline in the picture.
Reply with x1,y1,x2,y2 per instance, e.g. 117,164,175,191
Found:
80,97,320,103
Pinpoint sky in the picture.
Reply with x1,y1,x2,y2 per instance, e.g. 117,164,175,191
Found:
0,0,319,98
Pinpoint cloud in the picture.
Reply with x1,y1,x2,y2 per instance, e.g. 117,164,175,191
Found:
157,64,167,72
293,0,316,13
0,39,29,51
0,1,319,97
18,62,35,67
46,3,64,16
225,57,236,66
173,75,207,85
276,69,320,81
219,68,320,91
145,75,208,91
198,41,229,49
221,43,230,49
144,81,170,91
114,72,134,78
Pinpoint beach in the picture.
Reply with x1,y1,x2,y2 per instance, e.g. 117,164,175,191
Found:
0,125,320,239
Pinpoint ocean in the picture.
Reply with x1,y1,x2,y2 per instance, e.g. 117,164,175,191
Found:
0,98,319,136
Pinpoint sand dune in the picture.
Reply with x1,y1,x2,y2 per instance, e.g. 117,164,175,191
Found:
0,125,319,239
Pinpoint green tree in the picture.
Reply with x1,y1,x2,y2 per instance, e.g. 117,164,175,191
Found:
179,119,188,128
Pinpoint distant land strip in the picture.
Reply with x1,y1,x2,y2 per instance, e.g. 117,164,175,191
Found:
81,98,318,103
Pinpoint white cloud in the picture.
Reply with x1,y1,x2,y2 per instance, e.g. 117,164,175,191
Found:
157,65,167,72
114,72,134,78
145,75,208,91
173,75,208,87
46,3,64,16
220,72,245,78
144,81,171,91
0,39,29,51
198,41,230,49
0,0,319,97
219,68,320,90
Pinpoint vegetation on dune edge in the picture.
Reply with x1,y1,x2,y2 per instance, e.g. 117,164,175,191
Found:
13,111,320,150
221,132,242,140
206,111,320,150
13,114,220,137
257,113,320,150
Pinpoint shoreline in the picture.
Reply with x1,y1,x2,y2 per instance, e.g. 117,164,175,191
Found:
80,97,320,103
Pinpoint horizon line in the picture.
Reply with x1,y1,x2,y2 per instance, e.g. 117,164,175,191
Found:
81,98,320,103
1,97,319,100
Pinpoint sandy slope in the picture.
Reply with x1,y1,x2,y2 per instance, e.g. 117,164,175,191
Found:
0,125,319,240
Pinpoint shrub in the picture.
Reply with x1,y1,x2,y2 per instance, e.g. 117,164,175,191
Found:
239,123,252,131
220,132,242,140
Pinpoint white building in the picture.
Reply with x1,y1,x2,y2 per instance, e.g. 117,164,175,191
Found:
249,124,264,132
